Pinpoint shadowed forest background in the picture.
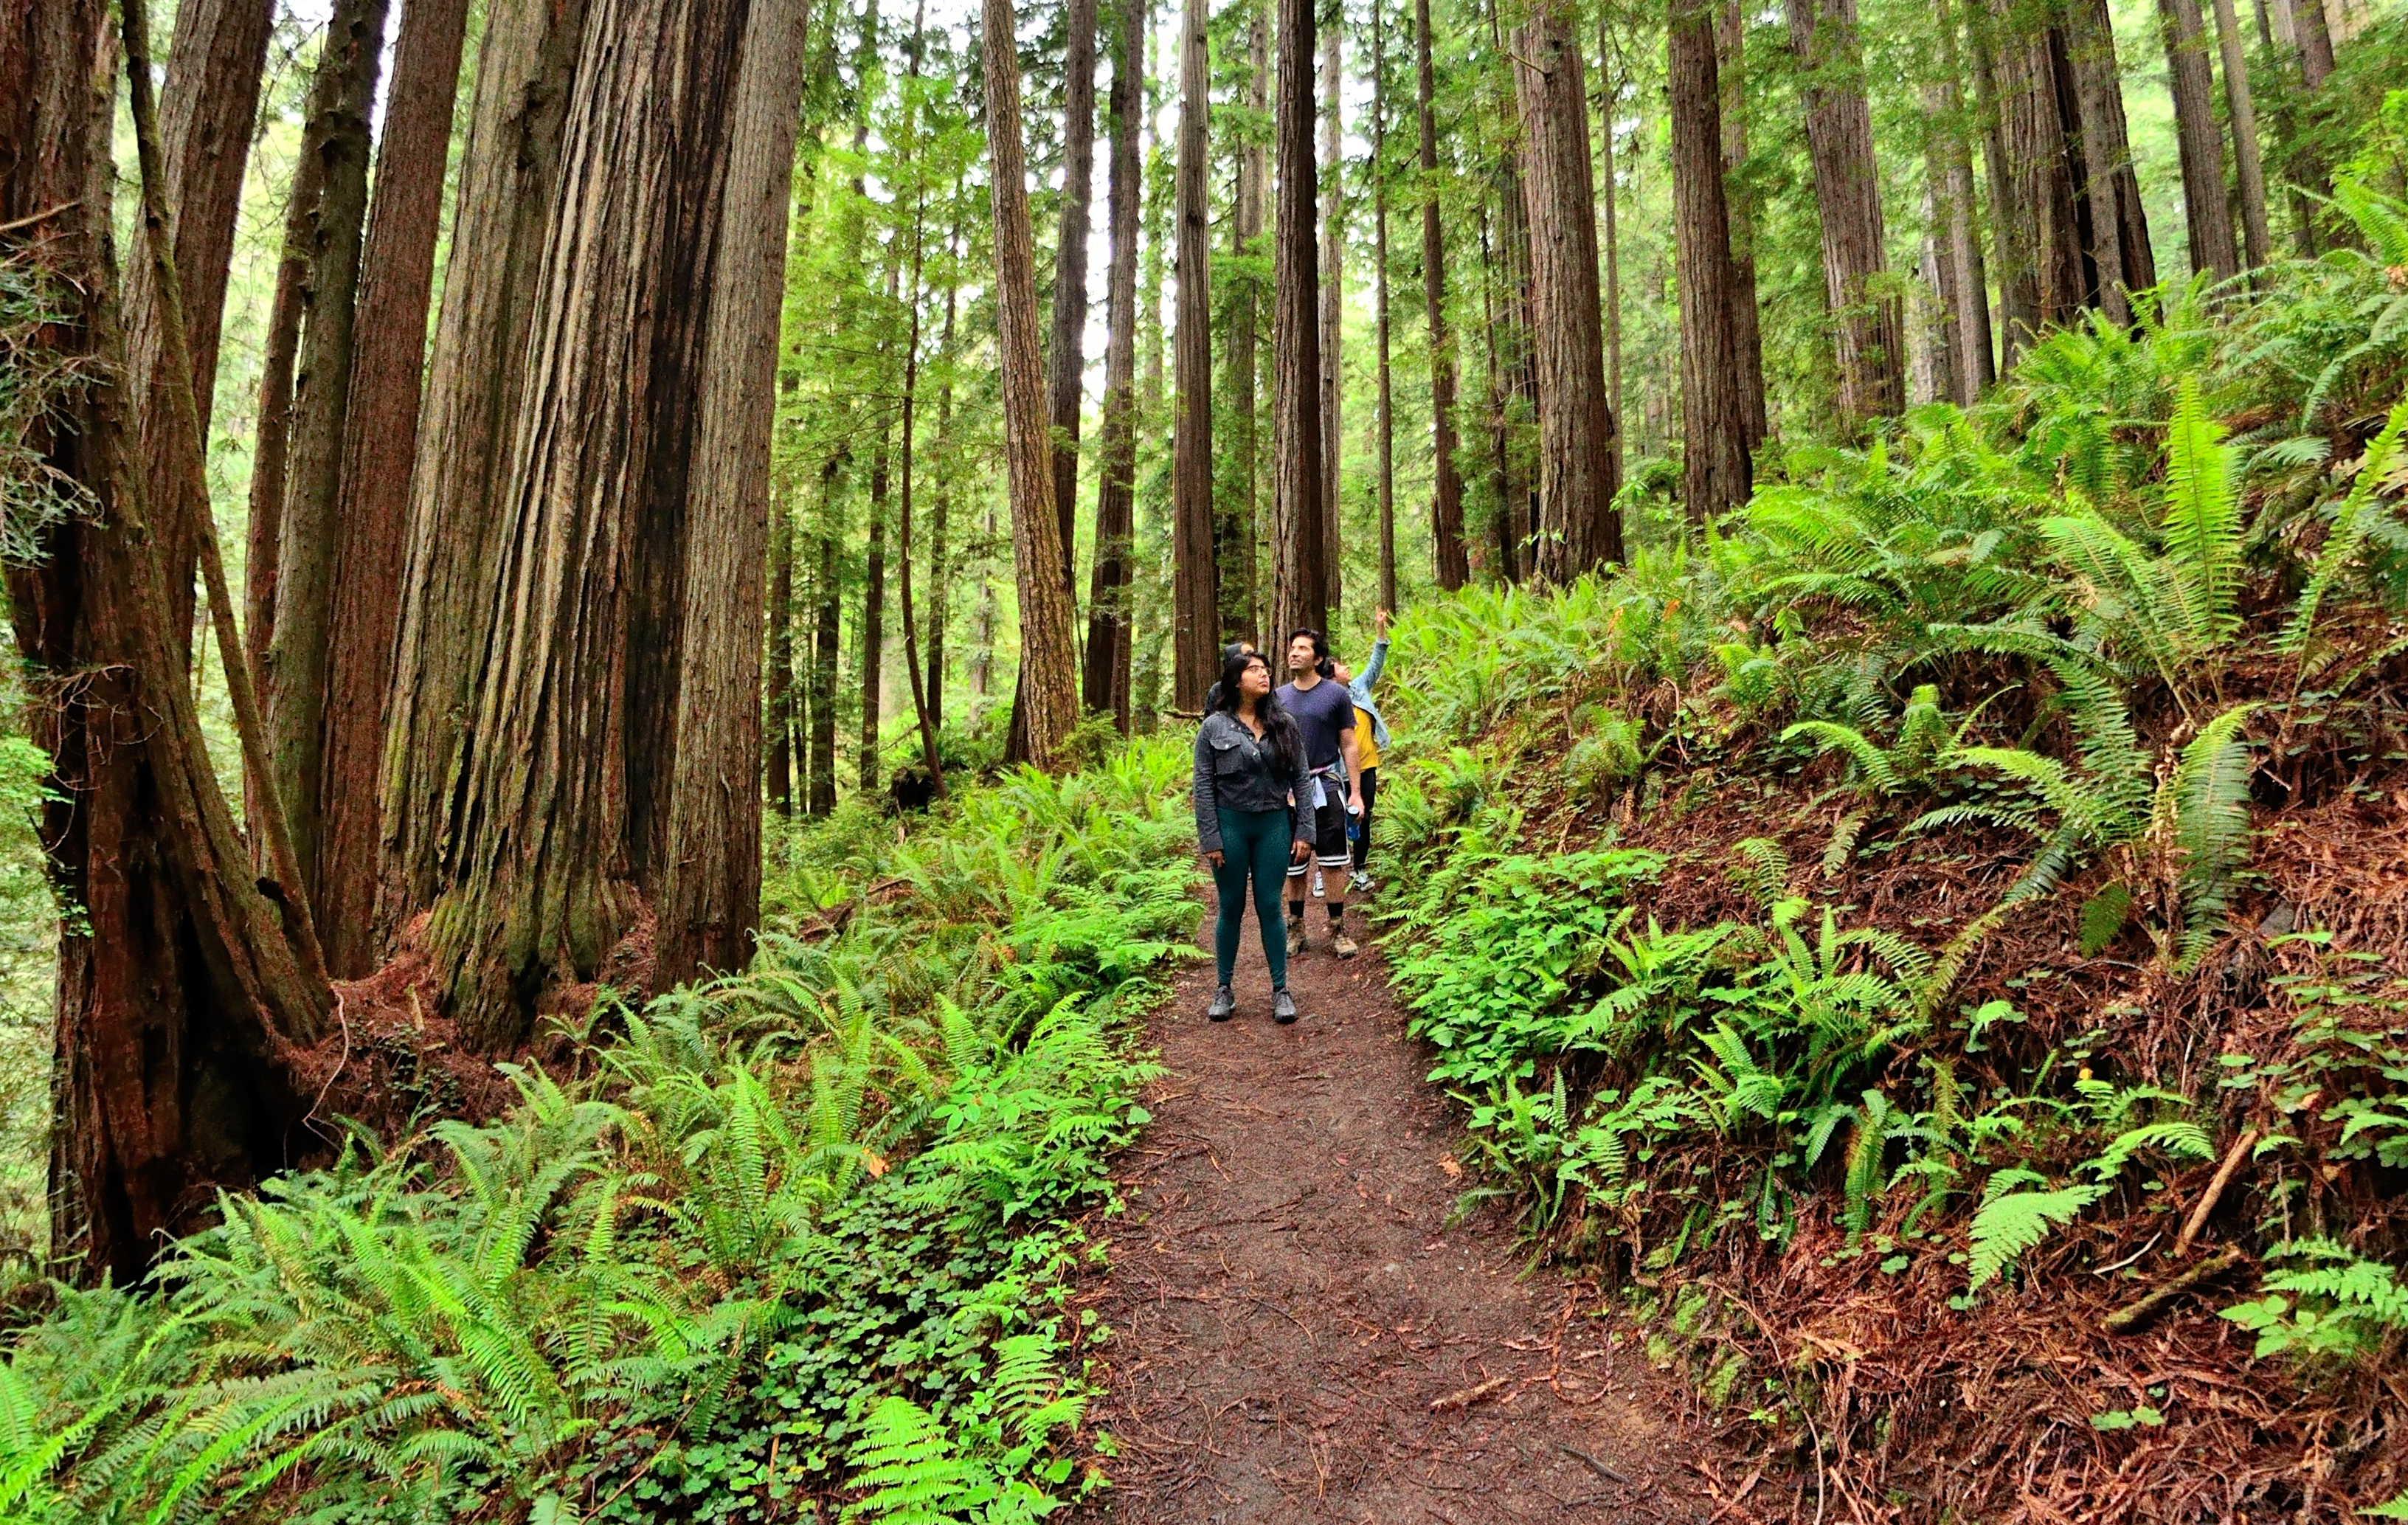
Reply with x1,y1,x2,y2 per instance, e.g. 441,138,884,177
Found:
4,0,2408,1514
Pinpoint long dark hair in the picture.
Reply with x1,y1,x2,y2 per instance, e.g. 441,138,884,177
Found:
1211,650,1305,776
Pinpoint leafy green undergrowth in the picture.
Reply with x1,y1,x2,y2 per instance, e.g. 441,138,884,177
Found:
1371,188,2408,1516
1,740,1198,1524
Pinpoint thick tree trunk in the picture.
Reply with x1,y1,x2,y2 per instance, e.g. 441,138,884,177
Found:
2210,0,2272,271
122,0,273,654
265,0,392,893
1513,0,1623,578
659,0,813,985
1084,0,1144,729
1715,0,1768,449
1048,0,1101,592
1667,0,1753,518
1963,0,2035,360
314,0,471,976
1219,7,1270,643
417,0,754,1047
1788,0,1905,422
1318,18,1344,615
2063,0,2155,317
2293,0,2333,83
1272,0,1329,641
1170,0,1217,708
1931,0,1996,398
896,7,947,785
381,0,592,934
2159,0,2240,283
4,0,330,1284
1982,0,2088,337
1373,0,1400,614
1416,0,1470,590
983,0,1082,767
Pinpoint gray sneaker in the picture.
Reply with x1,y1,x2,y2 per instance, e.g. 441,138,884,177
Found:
1272,988,1298,1024
1330,930,1359,959
1208,985,1236,1022
1349,870,1373,894
1287,918,1307,958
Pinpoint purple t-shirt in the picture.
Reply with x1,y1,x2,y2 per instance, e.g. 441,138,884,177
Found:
1277,676,1357,773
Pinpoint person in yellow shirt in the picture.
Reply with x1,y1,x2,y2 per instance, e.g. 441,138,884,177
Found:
1328,608,1392,895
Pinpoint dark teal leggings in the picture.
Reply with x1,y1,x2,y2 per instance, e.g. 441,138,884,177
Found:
1212,808,1292,989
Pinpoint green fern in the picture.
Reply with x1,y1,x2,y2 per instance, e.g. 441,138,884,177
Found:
2278,399,2408,657
1968,1183,2108,1290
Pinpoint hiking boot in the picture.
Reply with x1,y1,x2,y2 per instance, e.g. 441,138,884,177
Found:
1287,918,1307,958
1272,988,1298,1025
1349,870,1374,895
1330,930,1359,959
1208,985,1236,1023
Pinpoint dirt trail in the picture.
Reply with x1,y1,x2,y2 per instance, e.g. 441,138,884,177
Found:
1081,902,1718,1524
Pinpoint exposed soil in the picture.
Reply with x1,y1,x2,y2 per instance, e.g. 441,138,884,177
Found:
1079,897,1722,1524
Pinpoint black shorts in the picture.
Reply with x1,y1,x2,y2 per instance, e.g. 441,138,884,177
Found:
1287,786,1352,876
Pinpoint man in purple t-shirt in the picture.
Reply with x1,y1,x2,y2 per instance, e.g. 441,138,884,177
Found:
1277,629,1364,960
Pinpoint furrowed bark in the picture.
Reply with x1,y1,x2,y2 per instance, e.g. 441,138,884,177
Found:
316,0,471,975
1219,5,1270,640
2210,0,2272,271
1667,0,1753,518
1789,0,1904,421
265,0,392,893
1271,0,1329,641
1318,14,1343,615
1048,0,1101,591
982,0,1082,767
1513,0,1623,578
1373,0,1399,614
2159,0,2240,283
1084,0,1144,730
1716,0,1768,449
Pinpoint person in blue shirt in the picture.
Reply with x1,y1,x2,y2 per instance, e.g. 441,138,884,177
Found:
1276,629,1365,960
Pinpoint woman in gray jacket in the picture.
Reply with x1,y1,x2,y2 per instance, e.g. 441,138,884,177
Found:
1193,649,1314,1023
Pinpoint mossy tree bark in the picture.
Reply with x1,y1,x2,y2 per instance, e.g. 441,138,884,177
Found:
1170,0,1218,708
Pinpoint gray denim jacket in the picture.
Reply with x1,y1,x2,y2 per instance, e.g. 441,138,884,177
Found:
1191,712,1309,855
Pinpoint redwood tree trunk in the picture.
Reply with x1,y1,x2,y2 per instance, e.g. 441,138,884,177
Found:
1982,0,2088,338
1668,0,1754,518
1219,8,1270,641
660,0,813,985
2210,0,2271,271
1931,0,1996,398
1513,0,1623,578
766,486,797,815
1047,0,1101,591
121,0,273,654
809,515,840,815
1084,0,1143,729
1597,15,1626,468
1318,19,1344,615
314,0,471,976
1415,0,1470,590
1271,0,1329,641
983,0,1082,767
2159,0,2239,281
1170,0,1217,708
4,0,329,1284
2063,0,2155,316
1788,0,1905,423
1716,0,1768,449
416,0,755,1046
265,0,392,892
861,424,890,790
1373,0,1400,613
381,0,594,934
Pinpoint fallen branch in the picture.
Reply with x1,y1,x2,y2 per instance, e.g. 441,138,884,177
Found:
2103,1245,2249,1336
2174,1128,2260,1257
1554,1441,1630,1486
1428,1375,1509,1413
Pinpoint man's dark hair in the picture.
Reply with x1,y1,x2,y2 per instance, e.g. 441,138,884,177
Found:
1210,650,1304,775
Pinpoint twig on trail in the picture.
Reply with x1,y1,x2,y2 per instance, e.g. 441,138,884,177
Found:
1553,1441,1630,1485
2174,1129,2260,1257
2104,1245,2250,1335
1428,1375,1509,1412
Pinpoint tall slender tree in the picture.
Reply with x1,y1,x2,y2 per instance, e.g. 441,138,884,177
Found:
2063,0,2156,320
1048,0,1102,587
2211,0,2272,271
926,207,963,729
314,0,473,975
1928,0,1996,398
1085,0,1145,728
1271,0,1330,639
1318,13,1345,615
1514,0,1623,577
1221,1,1271,640
983,0,1084,766
1789,0,1904,422
263,0,392,891
1716,0,1768,448
122,0,273,651
1596,15,1626,470
1371,0,1400,614
1415,0,1470,589
894,0,948,789
1668,0,1754,518
1171,0,1218,707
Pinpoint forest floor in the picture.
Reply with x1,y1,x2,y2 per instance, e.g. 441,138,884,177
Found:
1076,895,1726,1524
